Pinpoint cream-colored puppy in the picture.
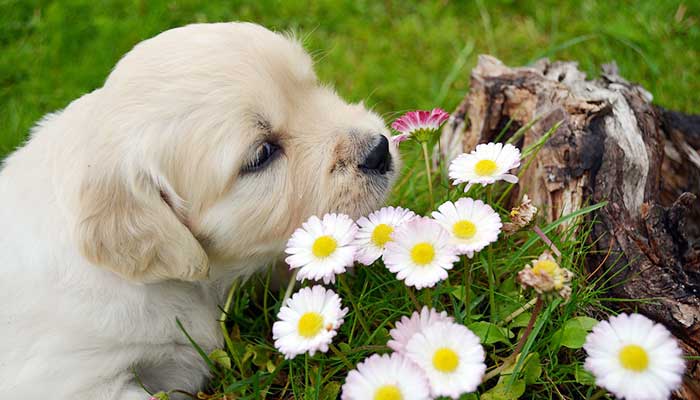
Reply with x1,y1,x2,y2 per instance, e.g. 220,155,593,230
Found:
0,22,397,399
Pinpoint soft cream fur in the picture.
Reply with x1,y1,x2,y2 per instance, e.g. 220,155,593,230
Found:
0,22,396,399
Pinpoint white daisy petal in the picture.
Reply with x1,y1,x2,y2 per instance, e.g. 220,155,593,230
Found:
431,197,502,257
449,142,521,190
388,307,454,354
341,353,431,400
405,321,486,399
353,206,416,265
284,213,358,284
272,286,348,359
383,217,459,289
583,313,685,400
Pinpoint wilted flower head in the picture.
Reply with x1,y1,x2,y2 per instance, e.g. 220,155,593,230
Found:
517,251,573,299
391,108,450,144
503,194,538,235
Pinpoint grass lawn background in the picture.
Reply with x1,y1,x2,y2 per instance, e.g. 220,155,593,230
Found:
1,0,698,159
1,1,698,399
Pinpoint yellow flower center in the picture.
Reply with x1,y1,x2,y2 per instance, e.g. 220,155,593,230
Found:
432,347,459,373
374,385,402,400
532,260,558,276
475,159,498,176
312,235,337,258
410,242,435,266
297,312,324,338
371,224,394,247
618,344,649,372
453,220,477,239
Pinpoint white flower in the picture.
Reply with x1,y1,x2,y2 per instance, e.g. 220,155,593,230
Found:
341,353,431,400
383,217,459,289
388,306,454,354
405,321,486,399
449,142,521,191
353,206,416,265
285,213,358,284
272,285,348,359
431,197,502,257
584,313,685,400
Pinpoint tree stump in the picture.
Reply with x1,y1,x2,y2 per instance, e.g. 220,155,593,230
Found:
440,55,700,398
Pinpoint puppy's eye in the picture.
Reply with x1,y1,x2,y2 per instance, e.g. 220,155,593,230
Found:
243,142,280,173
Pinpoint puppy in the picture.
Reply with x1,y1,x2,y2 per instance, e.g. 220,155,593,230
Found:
0,22,397,399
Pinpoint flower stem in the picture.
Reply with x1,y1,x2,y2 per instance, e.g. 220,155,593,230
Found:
482,356,516,382
421,141,434,209
338,275,371,337
462,257,472,322
220,279,244,373
589,388,609,400
281,270,298,307
422,287,433,306
498,297,538,327
532,225,562,257
329,343,354,369
513,295,544,355
406,286,421,309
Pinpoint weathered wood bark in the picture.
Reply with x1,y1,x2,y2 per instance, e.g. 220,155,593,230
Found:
441,55,700,398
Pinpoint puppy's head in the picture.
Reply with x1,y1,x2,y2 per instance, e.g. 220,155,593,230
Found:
75,23,398,282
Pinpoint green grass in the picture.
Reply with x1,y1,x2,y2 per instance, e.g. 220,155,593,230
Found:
1,0,698,157
1,1,698,399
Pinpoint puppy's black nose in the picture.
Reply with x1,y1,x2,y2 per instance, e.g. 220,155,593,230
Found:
359,135,391,174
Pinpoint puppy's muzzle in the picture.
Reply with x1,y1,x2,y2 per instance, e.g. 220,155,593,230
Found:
359,135,391,174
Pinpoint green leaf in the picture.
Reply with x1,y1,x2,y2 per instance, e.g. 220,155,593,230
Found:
208,348,232,370
252,345,271,368
468,321,514,345
319,381,341,400
522,353,542,384
501,352,542,384
338,342,352,353
553,316,599,349
509,312,532,328
481,379,527,400
574,364,596,385
150,392,169,400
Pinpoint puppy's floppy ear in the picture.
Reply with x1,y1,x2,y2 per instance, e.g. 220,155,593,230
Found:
76,169,209,283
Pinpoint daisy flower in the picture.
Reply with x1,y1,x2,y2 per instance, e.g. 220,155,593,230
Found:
272,285,348,359
391,108,450,144
431,197,502,258
383,217,459,289
503,194,538,235
449,142,521,191
341,353,431,400
405,321,486,399
353,206,416,265
517,251,574,300
584,313,685,400
285,213,358,284
388,306,454,354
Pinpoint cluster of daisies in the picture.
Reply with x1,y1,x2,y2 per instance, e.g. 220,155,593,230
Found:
270,109,686,400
